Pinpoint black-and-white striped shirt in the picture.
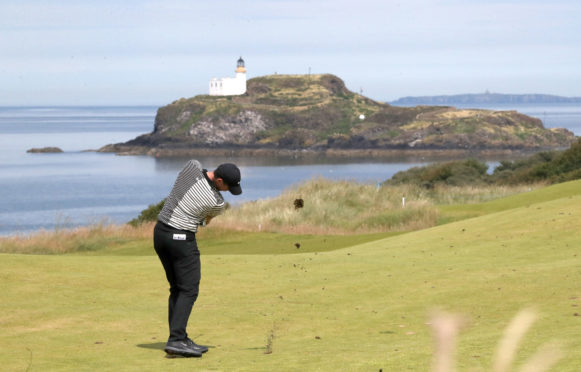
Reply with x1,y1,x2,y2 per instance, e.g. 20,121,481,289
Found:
158,160,225,232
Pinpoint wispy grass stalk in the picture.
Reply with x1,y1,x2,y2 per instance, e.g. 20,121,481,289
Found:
429,309,563,372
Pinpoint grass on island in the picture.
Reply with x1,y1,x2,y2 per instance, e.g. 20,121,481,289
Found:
0,180,580,371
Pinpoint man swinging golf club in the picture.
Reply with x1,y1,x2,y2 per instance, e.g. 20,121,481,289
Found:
153,160,242,357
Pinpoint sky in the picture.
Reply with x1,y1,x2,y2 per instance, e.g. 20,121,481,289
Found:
1,0,581,106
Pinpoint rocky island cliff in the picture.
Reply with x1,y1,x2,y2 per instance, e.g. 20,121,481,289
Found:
99,74,576,157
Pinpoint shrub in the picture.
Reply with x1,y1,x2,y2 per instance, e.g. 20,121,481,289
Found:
128,200,165,227
492,138,581,184
387,139,581,187
387,159,490,188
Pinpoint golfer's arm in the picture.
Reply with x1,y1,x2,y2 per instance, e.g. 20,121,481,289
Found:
202,204,225,226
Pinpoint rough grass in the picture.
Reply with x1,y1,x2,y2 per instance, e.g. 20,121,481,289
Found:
0,179,538,255
439,178,581,222
0,181,580,371
0,221,401,256
216,178,538,234
0,221,152,255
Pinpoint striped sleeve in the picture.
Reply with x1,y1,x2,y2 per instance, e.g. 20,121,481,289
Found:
157,160,225,232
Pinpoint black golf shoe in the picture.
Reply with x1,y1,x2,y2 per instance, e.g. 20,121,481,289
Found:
186,338,209,353
164,340,202,357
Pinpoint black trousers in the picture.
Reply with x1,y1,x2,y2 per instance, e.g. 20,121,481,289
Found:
153,221,201,342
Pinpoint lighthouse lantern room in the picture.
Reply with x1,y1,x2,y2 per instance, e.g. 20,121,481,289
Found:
209,57,247,96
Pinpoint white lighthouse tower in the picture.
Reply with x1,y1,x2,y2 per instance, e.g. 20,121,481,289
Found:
209,57,247,96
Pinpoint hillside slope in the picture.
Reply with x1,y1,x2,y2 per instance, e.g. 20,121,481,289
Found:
1,181,580,371
100,74,575,156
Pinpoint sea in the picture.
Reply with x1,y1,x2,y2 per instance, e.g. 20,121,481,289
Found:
1,103,580,236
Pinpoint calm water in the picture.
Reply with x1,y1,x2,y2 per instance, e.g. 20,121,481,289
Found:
1,104,579,235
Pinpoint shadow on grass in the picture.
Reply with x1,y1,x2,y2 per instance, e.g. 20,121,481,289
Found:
137,342,166,350
136,344,196,359
137,342,218,351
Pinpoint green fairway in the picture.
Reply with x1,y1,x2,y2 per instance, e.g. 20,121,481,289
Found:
81,230,401,256
1,182,580,371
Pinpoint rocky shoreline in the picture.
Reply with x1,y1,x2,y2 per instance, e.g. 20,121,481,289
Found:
97,142,555,161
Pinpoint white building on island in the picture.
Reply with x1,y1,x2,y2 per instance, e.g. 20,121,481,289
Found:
209,57,247,96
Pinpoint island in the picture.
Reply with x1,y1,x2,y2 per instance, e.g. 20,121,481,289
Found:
99,74,576,158
27,147,64,153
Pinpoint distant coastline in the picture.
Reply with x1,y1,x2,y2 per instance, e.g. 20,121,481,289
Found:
390,93,581,105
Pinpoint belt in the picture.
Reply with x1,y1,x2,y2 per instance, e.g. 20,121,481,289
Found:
156,220,195,235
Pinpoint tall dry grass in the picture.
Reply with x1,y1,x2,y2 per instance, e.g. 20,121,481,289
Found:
0,221,155,255
0,179,538,253
217,178,538,234
428,184,541,205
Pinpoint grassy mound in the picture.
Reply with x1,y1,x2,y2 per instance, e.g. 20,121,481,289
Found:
123,178,534,236
0,179,537,255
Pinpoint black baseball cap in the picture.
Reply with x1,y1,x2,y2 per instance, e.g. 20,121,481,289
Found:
214,163,242,195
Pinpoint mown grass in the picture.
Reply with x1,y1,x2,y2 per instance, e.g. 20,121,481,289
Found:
0,180,580,371
0,221,401,256
80,227,401,256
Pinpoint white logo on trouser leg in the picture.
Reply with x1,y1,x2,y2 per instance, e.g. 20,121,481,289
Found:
173,234,186,240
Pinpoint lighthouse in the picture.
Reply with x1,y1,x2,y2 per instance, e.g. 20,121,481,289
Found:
209,57,247,96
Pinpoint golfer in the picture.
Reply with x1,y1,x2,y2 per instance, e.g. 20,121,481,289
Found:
153,160,242,357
